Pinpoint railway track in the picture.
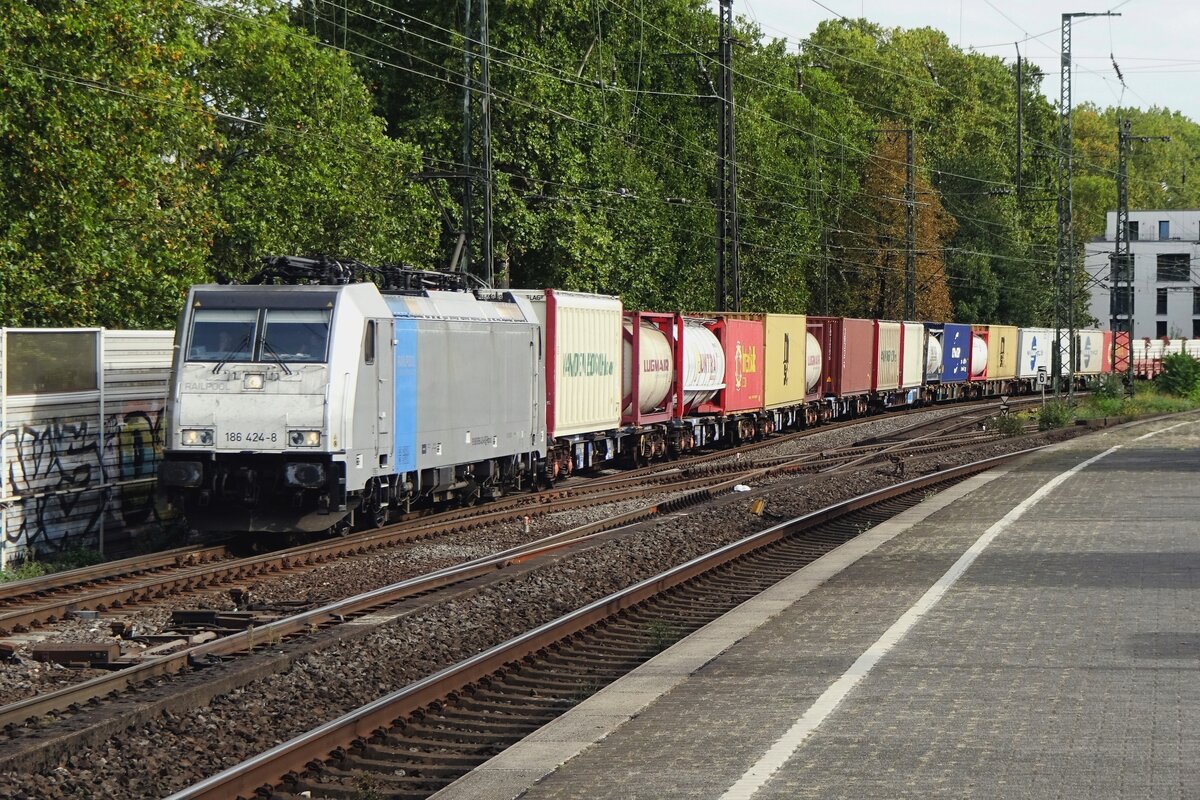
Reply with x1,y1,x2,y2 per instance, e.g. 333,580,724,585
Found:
0,423,1011,735
0,402,1021,637
161,448,1042,800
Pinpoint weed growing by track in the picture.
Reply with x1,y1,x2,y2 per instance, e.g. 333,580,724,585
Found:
1074,382,1200,422
0,547,104,583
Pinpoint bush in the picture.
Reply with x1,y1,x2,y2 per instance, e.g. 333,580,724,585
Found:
1093,373,1125,399
992,413,1027,437
1157,353,1200,396
0,559,49,583
1038,400,1074,430
1088,396,1126,418
0,547,104,583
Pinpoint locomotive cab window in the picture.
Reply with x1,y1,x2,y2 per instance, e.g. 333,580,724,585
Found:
364,320,376,364
187,309,257,362
261,309,331,363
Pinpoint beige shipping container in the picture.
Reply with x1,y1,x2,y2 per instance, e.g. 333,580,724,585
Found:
901,322,925,389
513,289,623,439
983,325,1019,380
873,321,902,391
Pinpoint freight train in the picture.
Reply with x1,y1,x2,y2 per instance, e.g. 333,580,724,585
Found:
158,260,1131,535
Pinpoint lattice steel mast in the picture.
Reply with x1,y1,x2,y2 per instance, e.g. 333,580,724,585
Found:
715,0,740,311
1056,11,1118,397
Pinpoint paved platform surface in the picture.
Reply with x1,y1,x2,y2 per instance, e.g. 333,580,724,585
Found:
433,415,1200,800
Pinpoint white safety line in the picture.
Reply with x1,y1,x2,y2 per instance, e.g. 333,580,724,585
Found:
719,420,1195,800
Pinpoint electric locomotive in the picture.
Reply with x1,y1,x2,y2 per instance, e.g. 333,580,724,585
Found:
159,259,546,533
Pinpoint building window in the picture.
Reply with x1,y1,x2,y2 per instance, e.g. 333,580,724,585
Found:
1157,288,1169,315
1111,318,1132,333
1194,319,1200,338
1159,220,1170,240
1194,287,1200,315
1110,253,1133,282
1157,253,1190,282
1157,320,1168,338
1127,221,1139,241
1112,287,1133,316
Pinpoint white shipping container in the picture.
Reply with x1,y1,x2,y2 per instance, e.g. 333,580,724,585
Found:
1016,327,1053,379
873,322,901,392
901,323,924,389
514,290,623,439
1075,330,1105,375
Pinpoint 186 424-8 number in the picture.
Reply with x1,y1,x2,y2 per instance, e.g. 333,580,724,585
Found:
225,432,278,443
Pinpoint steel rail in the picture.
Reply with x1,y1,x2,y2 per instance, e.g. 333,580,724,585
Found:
0,482,729,730
0,545,231,604
0,473,712,634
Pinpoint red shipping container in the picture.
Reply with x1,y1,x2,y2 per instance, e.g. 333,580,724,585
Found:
1102,331,1114,373
697,317,765,414
808,316,874,397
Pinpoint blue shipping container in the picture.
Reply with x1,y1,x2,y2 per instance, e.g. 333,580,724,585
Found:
941,323,971,382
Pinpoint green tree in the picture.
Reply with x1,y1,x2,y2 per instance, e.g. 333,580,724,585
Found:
0,0,218,327
197,2,440,281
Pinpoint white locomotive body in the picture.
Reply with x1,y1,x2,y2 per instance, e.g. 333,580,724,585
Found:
160,281,545,533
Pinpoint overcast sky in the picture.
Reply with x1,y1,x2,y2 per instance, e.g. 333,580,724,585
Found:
720,0,1200,122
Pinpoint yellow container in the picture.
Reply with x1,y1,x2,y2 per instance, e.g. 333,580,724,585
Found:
760,313,808,409
982,324,1019,380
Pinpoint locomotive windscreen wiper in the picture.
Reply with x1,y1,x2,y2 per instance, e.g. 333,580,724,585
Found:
258,337,294,375
211,332,252,374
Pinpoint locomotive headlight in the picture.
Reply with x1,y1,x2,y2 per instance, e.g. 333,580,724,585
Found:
289,429,321,447
180,428,214,446
243,373,264,390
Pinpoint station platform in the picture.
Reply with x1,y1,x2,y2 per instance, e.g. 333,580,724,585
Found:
433,414,1200,800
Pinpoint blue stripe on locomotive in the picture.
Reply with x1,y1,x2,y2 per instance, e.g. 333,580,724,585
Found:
393,318,418,472
941,323,971,383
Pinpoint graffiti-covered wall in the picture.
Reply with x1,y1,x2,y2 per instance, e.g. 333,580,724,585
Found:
1,330,176,566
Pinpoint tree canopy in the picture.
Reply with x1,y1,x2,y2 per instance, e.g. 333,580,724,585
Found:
3,2,1198,328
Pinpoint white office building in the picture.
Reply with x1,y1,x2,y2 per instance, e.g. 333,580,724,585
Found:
1084,209,1200,339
